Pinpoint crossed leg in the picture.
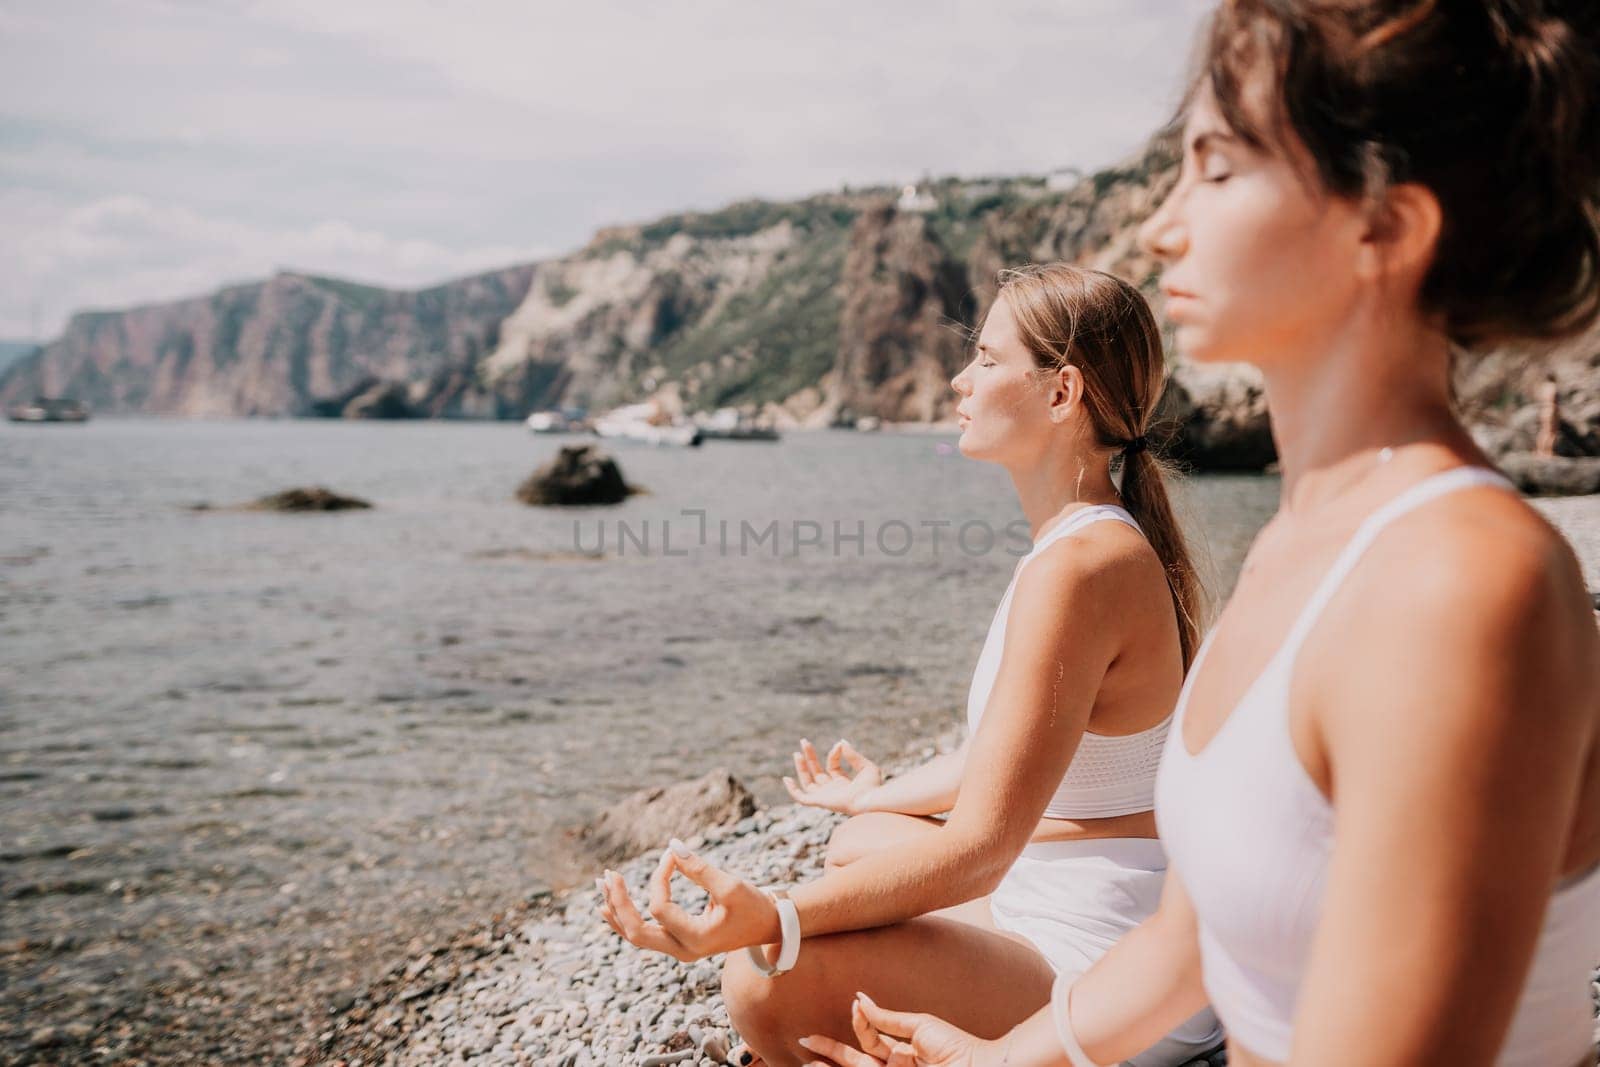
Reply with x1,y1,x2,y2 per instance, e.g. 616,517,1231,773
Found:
722,911,1055,1067
725,811,1048,1067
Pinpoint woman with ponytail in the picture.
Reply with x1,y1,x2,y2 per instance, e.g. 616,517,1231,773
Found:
799,2,1600,1066
598,263,1221,1066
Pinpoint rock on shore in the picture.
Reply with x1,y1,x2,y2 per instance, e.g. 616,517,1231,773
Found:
575,770,757,866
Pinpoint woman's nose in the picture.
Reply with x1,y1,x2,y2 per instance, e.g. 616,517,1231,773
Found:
950,367,969,394
1137,188,1186,261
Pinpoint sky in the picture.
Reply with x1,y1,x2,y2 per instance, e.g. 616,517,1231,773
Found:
0,0,1212,339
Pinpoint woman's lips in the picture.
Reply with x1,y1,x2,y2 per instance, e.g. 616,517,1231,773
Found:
1161,288,1200,319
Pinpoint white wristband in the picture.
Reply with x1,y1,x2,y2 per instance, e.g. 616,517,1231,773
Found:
1050,975,1105,1067
744,890,800,977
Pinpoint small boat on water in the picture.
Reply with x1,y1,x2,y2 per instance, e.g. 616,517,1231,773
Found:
8,397,90,424
525,408,591,434
593,402,703,447
695,407,781,442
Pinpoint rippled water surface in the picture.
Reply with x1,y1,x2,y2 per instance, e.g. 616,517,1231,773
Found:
13,419,1585,1059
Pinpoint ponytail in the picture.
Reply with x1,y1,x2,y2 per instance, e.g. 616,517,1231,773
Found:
1119,446,1204,669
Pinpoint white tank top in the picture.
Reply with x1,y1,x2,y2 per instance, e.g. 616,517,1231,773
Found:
1156,466,1600,1065
966,504,1171,820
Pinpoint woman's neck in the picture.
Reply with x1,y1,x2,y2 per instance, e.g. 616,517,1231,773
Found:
1260,315,1474,517
1008,445,1121,540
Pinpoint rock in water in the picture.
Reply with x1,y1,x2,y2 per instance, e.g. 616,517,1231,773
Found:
576,770,757,864
516,445,636,506
248,487,373,512
341,380,416,419
1497,453,1600,497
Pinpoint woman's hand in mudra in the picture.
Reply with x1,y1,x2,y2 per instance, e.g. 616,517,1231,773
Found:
797,992,999,1067
784,738,883,815
597,840,778,962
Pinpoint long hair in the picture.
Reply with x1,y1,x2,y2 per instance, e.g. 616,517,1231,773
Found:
996,264,1205,667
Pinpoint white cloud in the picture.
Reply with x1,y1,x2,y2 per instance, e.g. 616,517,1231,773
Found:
0,0,1213,337
0,190,545,336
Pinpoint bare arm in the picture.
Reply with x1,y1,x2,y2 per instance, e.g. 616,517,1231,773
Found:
789,541,1132,936
1286,516,1598,1065
852,743,968,816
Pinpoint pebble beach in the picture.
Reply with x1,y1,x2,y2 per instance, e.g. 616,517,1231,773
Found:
305,798,1242,1067
305,793,1599,1067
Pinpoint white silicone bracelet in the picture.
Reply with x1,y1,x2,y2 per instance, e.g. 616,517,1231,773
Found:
1050,975,1105,1067
744,890,800,977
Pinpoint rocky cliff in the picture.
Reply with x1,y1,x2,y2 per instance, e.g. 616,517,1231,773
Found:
6,141,1596,469
0,266,536,418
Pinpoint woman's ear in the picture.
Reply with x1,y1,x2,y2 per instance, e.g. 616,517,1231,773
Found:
1357,182,1442,286
1048,364,1085,423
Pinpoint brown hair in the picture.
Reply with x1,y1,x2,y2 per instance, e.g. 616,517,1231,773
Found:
1196,0,1600,348
996,264,1205,667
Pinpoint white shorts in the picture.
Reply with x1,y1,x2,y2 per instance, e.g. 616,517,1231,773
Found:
990,838,1223,1067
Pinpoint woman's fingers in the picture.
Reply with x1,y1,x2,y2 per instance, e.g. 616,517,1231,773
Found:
801,738,830,780
838,740,873,776
603,868,692,959
662,840,742,900
596,879,624,938
850,996,896,1060
854,993,926,1043
646,850,698,942
794,749,817,789
825,740,847,777
798,1033,885,1067
884,1043,920,1067
782,776,811,805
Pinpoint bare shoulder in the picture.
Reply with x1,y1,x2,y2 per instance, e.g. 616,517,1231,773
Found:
1018,518,1163,607
1365,483,1591,632
1005,519,1171,661
1332,481,1599,735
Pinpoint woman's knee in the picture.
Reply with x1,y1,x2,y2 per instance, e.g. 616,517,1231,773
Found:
721,949,778,1033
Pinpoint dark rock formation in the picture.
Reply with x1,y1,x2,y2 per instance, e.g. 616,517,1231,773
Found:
827,202,976,423
515,445,636,506
575,769,757,865
1157,363,1277,471
246,487,373,512
340,380,416,420
1495,453,1600,497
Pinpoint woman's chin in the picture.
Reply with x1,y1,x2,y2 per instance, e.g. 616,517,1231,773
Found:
956,432,993,461
1173,325,1228,365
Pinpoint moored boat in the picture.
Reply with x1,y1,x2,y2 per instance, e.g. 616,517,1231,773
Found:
8,397,90,423
695,407,781,442
525,408,591,434
592,402,702,447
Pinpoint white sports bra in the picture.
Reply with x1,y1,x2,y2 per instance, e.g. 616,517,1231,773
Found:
1156,466,1600,1065
966,504,1171,821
